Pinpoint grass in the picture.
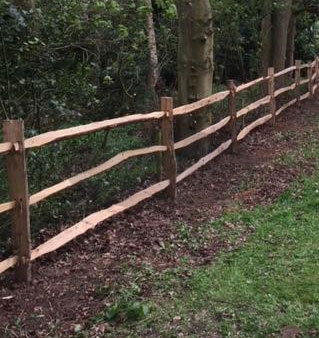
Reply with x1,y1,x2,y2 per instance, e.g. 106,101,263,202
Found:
180,176,319,337
83,173,319,337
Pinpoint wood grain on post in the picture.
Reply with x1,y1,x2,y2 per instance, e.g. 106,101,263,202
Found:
308,62,314,98
295,60,301,103
267,67,276,126
3,120,31,283
227,80,237,152
160,97,177,199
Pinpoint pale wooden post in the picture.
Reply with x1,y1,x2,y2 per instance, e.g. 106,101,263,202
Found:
3,120,31,283
267,67,276,126
295,60,301,103
227,80,238,153
160,97,177,200
308,61,314,98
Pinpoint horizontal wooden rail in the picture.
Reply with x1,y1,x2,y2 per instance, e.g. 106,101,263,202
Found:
174,116,230,150
0,142,14,155
0,256,17,275
312,73,317,81
300,64,309,69
0,146,167,214
0,201,15,214
30,145,167,206
300,79,309,85
173,91,229,116
274,83,296,97
274,66,296,78
236,77,265,93
24,111,165,150
237,114,272,141
300,92,310,101
276,99,297,116
236,96,271,118
177,140,232,183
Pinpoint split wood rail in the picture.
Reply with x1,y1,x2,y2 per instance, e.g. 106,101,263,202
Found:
1,57,319,282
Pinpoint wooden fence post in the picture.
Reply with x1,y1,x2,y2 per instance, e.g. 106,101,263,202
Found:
160,97,177,200
295,60,301,103
3,120,31,283
227,80,238,153
308,61,314,98
267,67,276,126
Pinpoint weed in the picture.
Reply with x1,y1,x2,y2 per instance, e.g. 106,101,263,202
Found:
94,283,152,324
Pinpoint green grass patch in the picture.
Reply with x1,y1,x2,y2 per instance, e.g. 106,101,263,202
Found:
169,176,319,337
182,177,319,337
90,175,319,337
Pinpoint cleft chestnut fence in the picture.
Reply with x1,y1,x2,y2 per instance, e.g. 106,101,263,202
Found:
1,58,319,283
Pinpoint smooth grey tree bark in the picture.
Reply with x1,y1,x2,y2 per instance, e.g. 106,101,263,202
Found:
175,0,214,157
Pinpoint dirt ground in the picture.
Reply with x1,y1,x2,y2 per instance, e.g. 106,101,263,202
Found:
0,95,318,337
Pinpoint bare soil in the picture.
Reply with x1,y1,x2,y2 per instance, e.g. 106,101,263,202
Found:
0,95,319,337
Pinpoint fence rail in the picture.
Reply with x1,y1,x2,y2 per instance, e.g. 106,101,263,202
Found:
1,57,319,282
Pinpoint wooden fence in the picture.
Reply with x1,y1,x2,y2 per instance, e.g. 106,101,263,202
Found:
1,57,319,282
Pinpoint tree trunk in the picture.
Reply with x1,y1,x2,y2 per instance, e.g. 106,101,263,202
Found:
143,0,160,114
260,0,292,86
261,0,272,76
272,0,292,73
175,0,214,157
146,0,160,91
286,12,296,68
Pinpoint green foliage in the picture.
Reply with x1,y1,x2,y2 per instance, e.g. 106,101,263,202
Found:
0,0,176,124
98,300,152,323
295,12,319,61
95,283,152,323
154,0,177,19
213,0,263,81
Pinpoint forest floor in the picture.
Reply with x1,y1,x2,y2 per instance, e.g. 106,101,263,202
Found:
1,95,319,337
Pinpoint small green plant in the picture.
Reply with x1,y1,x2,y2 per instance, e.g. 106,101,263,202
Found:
97,301,152,323
95,283,152,324
176,222,190,242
